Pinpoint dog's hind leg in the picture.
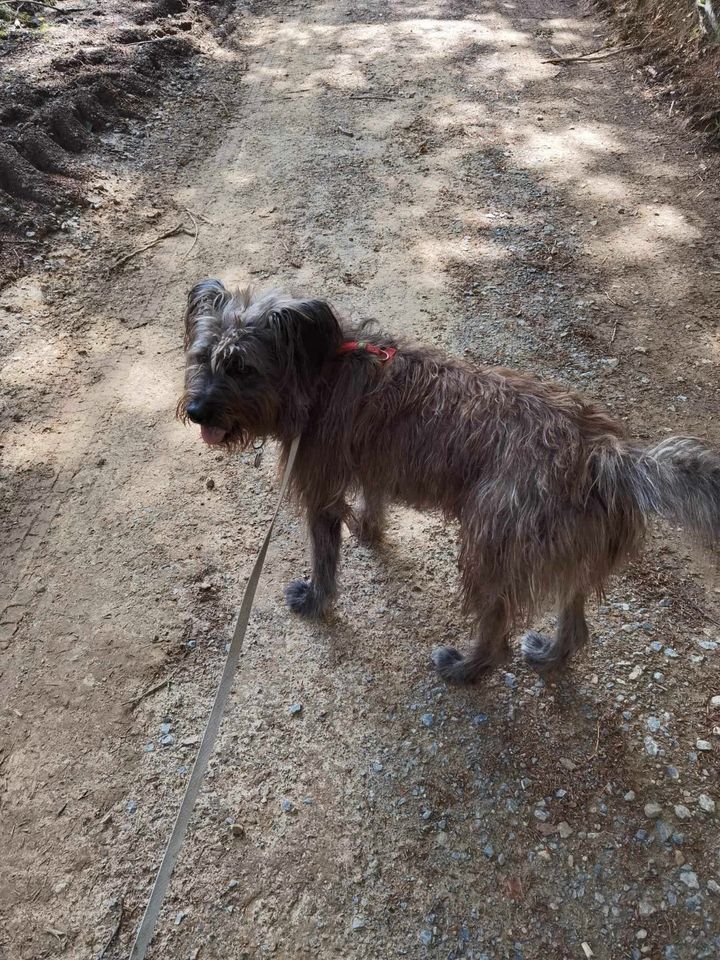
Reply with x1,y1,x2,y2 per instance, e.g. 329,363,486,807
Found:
521,592,588,672
432,600,511,685
285,506,344,618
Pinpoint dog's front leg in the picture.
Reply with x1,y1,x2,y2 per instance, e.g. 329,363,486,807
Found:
285,507,343,618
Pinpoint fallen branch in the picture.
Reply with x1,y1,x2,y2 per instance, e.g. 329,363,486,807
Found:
125,671,177,708
109,223,191,273
543,43,638,65
348,94,396,101
182,208,199,260
96,899,123,960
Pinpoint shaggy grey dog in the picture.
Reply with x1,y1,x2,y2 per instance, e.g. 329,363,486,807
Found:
178,279,720,684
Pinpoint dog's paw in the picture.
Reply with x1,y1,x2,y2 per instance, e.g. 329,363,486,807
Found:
431,645,464,677
284,579,327,619
521,631,561,672
346,513,384,547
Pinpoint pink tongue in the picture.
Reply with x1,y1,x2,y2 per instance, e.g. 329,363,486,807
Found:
200,425,227,445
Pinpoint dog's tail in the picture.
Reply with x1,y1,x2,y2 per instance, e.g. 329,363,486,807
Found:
626,437,720,546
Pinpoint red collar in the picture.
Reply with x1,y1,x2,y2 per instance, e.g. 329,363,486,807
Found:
338,340,397,362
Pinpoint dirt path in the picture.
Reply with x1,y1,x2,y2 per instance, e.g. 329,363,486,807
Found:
2,1,720,958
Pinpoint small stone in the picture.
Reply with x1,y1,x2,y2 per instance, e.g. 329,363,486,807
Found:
649,641,663,653
674,804,692,820
288,703,303,716
636,929,648,940
420,713,434,727
280,799,296,814
351,917,366,931
622,623,641,634
679,871,699,890
534,808,549,822
710,695,720,708
504,672,518,689
371,762,383,773
698,794,715,813
658,598,671,608
482,843,494,858
230,823,245,837
144,743,154,753
696,739,712,751
638,900,655,917
629,665,644,681
557,821,573,839
160,734,175,747
665,766,680,780
656,820,672,842
472,713,489,725
205,477,215,490
419,929,433,947
126,800,138,814
644,802,662,819
645,717,661,733
707,879,720,896
160,722,172,735
624,790,636,802
664,647,679,658
644,736,660,757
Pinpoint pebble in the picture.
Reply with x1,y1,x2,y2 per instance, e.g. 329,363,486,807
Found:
655,821,672,842
557,821,573,839
288,703,303,716
636,929,647,940
160,722,172,735
645,717,661,733
666,766,680,780
472,713,489,725
483,843,494,858
420,713,434,727
371,762,384,773
644,802,662,819
280,799,296,814
144,743,154,753
624,790,636,802
664,647,679,658
644,736,660,757
504,673,518,689
205,477,215,490
160,734,175,747
696,739,712,751
679,871,699,890
622,623,640,634
649,641,663,653
534,808,549,822
674,804,692,820
230,823,244,837
698,794,715,813
707,879,720,896
710,696,720,709
351,917,366,932
419,929,433,946
126,800,138,814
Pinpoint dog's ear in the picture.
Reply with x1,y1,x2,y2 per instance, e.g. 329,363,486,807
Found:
184,278,231,347
269,299,342,379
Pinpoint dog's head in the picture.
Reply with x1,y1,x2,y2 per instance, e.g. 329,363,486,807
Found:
177,279,343,448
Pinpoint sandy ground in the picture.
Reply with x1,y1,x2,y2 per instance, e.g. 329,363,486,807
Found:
2,0,720,958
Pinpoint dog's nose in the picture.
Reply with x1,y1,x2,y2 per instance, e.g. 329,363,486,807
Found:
185,399,207,424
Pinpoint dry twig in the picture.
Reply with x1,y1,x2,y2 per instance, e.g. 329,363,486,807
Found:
125,671,177,708
543,43,638,65
96,899,123,960
110,223,191,273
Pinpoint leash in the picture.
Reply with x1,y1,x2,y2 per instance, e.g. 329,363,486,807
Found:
128,434,301,960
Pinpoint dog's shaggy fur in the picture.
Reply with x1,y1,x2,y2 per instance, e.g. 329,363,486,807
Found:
178,279,720,684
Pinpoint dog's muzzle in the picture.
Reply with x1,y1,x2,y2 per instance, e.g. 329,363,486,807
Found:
185,399,227,445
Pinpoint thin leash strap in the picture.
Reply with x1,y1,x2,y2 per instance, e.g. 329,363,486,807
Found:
128,435,301,960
